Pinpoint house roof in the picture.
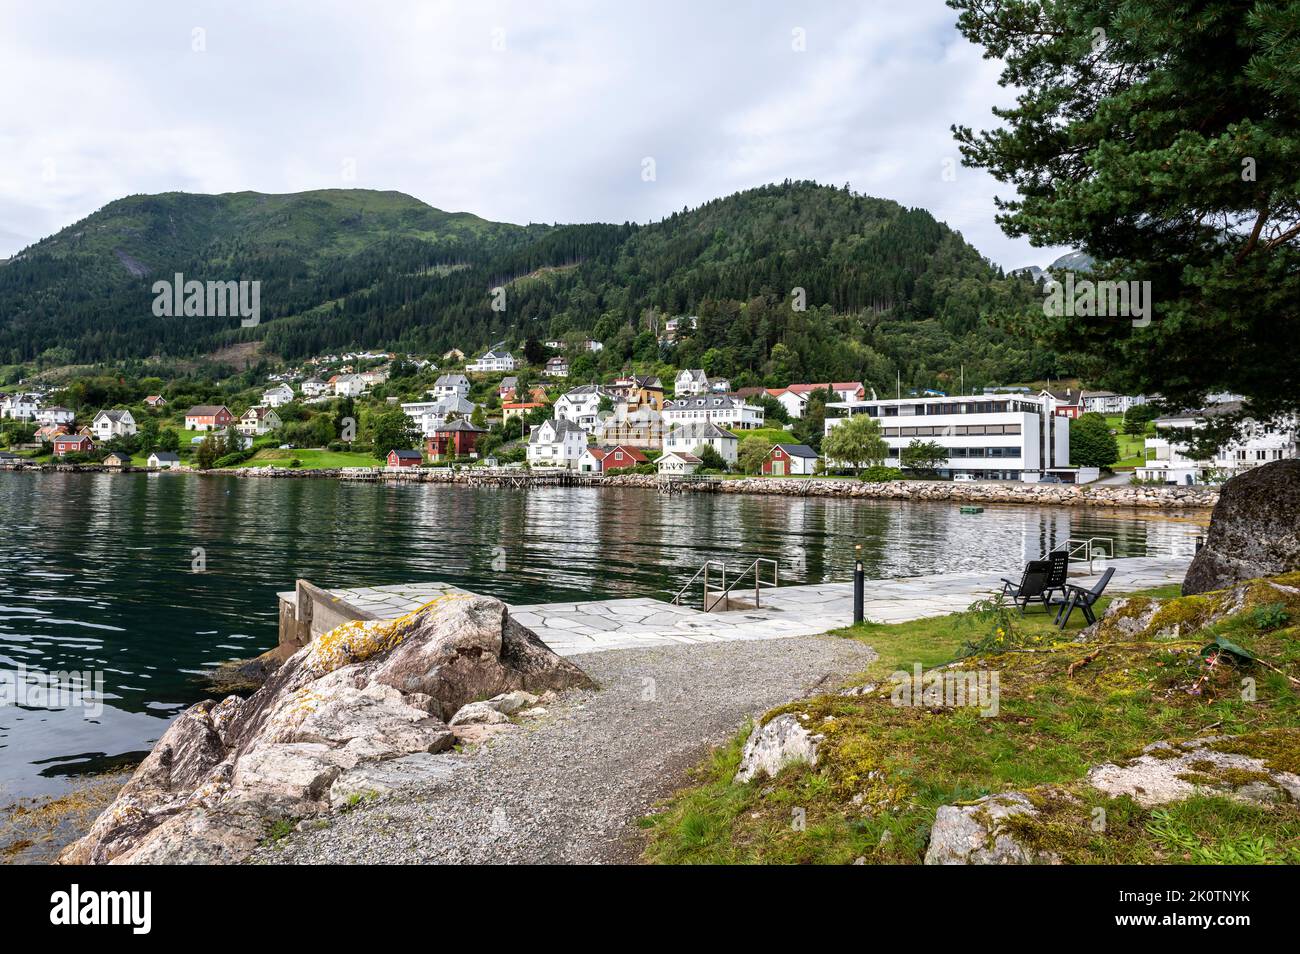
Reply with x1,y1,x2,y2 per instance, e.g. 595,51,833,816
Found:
772,443,819,459
665,396,746,411
528,417,585,443
434,374,469,387
55,433,92,443
605,445,648,462
433,418,487,433
388,449,423,459
244,406,278,420
659,451,702,464
150,452,180,462
94,409,132,422
666,422,736,441
103,450,132,462
186,405,230,417
41,405,72,414
145,394,165,402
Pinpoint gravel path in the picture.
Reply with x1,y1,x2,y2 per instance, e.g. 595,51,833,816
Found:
254,634,876,864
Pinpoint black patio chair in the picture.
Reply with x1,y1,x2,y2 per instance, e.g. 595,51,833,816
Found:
1041,549,1070,606
1055,567,1116,628
1000,559,1054,615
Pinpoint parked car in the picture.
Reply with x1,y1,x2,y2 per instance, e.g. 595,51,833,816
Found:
953,473,976,483
1039,473,1064,483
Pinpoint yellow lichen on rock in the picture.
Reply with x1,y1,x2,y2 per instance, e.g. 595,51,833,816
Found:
308,594,475,674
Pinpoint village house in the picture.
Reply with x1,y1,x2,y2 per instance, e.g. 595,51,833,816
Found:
185,405,234,431
662,395,764,431
663,421,740,465
674,369,710,396
1040,388,1083,419
544,356,569,379
578,444,647,474
431,374,471,401
148,451,181,469
425,419,488,461
144,394,168,409
610,374,665,410
237,406,283,436
359,369,389,387
1081,390,1147,416
91,409,137,441
53,434,94,457
401,395,479,436
656,451,702,476
35,406,75,427
777,383,868,419
526,417,587,470
555,384,613,431
1136,400,1297,485
300,378,329,398
502,401,545,422
261,384,295,407
35,424,69,442
386,448,423,468
595,403,665,449
662,315,697,341
102,450,132,468
332,374,366,397
762,443,820,476
498,376,519,400
467,349,517,373
0,392,40,421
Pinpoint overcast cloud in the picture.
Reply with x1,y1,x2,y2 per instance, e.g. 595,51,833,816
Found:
0,0,1064,268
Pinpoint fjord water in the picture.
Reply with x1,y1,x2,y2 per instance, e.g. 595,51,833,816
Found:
0,471,1202,800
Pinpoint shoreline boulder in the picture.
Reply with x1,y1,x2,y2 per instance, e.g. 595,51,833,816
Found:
1183,460,1300,595
61,593,592,865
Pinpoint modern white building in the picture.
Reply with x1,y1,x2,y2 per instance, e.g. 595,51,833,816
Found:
261,384,295,407
1136,402,1297,485
663,422,739,465
467,349,516,373
824,393,1073,482
431,374,471,401
526,417,587,470
662,395,764,431
555,384,612,431
90,409,137,441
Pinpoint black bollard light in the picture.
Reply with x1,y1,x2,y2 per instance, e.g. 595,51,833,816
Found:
853,544,864,625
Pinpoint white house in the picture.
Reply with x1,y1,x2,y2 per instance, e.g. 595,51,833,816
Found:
261,384,295,407
431,374,471,401
467,349,517,373
359,369,389,387
236,406,283,436
401,396,479,436
545,356,569,379
778,383,868,419
35,406,75,427
526,417,587,470
148,451,181,469
332,374,366,397
555,385,612,431
1081,390,1147,416
824,393,1074,482
674,369,710,396
1136,402,1297,485
663,422,739,466
301,378,329,398
0,393,40,421
657,451,702,476
662,396,764,431
91,409,137,441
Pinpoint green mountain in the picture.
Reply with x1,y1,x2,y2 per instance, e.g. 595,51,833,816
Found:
0,181,1054,391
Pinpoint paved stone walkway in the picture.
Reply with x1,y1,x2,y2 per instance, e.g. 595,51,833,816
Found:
289,556,1189,657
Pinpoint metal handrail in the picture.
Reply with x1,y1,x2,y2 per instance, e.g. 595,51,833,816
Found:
1052,537,1115,572
715,558,780,609
672,559,727,610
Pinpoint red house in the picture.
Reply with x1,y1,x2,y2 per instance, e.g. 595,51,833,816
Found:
386,449,423,468
597,444,648,473
761,443,820,476
184,404,234,431
54,434,95,457
425,419,488,460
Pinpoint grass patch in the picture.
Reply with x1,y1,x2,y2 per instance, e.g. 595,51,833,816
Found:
233,448,380,469
643,578,1300,865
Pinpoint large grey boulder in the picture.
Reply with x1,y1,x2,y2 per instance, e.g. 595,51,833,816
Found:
1087,738,1300,807
61,594,591,865
1183,460,1300,594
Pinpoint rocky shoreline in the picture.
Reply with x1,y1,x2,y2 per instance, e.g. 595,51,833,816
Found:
5,459,1218,509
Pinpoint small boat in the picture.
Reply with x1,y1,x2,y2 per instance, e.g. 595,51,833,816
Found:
959,505,984,514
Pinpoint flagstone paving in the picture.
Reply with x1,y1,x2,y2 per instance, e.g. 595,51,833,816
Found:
288,556,1189,657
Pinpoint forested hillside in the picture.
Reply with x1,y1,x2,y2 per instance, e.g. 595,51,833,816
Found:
0,181,1055,392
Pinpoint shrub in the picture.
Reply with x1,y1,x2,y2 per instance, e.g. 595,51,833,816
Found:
859,465,903,482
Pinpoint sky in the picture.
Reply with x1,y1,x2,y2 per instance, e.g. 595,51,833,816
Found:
0,0,1067,268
